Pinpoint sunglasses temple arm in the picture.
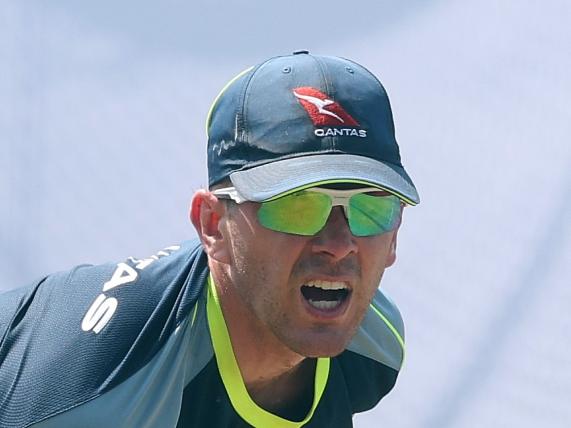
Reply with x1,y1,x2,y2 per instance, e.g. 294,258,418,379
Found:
212,187,249,204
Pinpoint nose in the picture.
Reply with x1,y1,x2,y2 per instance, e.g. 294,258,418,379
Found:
311,207,358,261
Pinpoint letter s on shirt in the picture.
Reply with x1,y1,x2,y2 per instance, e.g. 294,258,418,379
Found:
81,294,118,334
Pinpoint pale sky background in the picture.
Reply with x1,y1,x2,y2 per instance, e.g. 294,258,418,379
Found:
1,1,570,427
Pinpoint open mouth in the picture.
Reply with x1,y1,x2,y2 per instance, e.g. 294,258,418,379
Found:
301,280,351,312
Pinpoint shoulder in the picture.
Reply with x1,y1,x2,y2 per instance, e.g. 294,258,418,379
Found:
1,240,206,337
348,288,405,371
78,240,206,334
0,240,209,428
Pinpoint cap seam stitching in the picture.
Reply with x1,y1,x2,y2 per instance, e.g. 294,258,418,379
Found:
343,57,397,136
312,55,337,152
239,62,269,146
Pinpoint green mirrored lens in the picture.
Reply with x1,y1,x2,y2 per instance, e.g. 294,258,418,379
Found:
348,194,401,236
257,191,332,235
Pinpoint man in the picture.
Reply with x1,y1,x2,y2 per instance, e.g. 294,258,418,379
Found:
0,51,419,427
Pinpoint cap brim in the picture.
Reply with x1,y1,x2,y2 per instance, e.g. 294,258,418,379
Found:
229,154,420,205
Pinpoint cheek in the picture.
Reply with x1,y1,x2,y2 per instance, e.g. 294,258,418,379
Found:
227,217,305,287
364,232,395,263
358,234,395,283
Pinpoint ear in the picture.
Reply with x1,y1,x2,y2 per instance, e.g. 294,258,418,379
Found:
385,207,404,268
190,189,231,264
385,231,398,268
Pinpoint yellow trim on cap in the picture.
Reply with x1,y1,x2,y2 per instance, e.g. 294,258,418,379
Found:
206,275,330,428
205,66,255,137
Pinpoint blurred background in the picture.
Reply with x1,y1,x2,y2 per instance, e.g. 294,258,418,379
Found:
1,1,570,427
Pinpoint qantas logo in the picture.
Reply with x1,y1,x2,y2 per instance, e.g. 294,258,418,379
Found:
293,87,366,137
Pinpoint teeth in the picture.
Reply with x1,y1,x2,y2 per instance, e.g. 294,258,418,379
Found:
305,280,348,290
308,300,342,310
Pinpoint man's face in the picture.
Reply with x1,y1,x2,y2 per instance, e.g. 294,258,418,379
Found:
219,196,399,358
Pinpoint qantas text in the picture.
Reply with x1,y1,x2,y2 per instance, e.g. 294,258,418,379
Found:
81,245,180,334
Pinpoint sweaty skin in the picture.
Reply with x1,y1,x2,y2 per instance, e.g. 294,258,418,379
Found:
190,189,399,416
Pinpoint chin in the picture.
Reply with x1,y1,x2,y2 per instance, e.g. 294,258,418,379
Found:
293,336,351,358
306,349,346,358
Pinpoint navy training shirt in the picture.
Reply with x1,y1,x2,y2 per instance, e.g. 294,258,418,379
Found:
0,240,405,427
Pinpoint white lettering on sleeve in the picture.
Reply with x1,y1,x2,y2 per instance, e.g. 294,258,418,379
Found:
81,294,118,334
102,262,138,292
81,244,182,334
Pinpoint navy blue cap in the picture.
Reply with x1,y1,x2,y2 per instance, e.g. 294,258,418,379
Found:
206,51,420,205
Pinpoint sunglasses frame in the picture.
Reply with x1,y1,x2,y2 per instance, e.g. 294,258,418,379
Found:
212,186,251,204
214,185,393,201
212,186,404,236
213,184,403,212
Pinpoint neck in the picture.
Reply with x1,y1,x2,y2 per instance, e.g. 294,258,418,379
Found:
246,358,316,420
211,267,315,419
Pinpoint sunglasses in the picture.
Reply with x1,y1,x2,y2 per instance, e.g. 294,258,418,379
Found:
212,186,403,237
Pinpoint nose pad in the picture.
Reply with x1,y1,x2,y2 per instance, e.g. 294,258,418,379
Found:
321,206,349,229
311,207,357,260
341,205,350,223
329,205,351,232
